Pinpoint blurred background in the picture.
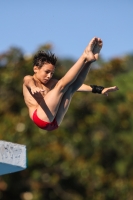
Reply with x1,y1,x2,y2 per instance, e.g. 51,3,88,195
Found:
0,1,133,200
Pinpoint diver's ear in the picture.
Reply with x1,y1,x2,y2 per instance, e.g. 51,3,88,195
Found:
33,66,39,73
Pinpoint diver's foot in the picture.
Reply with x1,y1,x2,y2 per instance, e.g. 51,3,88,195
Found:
83,37,98,62
93,38,103,60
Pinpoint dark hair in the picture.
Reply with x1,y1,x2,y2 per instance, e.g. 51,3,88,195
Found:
33,51,57,68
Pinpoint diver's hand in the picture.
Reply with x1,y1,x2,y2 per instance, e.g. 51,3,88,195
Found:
30,86,44,94
102,86,119,96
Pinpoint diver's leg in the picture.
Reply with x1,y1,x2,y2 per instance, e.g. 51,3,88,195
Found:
56,38,103,125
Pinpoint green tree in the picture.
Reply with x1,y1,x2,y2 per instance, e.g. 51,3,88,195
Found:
0,45,133,200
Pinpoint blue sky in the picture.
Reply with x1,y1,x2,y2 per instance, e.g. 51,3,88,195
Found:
1,0,133,61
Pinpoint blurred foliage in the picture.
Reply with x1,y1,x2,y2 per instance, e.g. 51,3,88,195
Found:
0,44,133,200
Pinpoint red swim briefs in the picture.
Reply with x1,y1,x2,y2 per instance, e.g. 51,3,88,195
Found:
32,110,58,131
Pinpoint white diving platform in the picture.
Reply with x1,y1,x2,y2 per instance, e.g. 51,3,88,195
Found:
0,140,27,175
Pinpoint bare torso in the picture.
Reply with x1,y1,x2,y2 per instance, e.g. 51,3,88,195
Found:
23,76,58,119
